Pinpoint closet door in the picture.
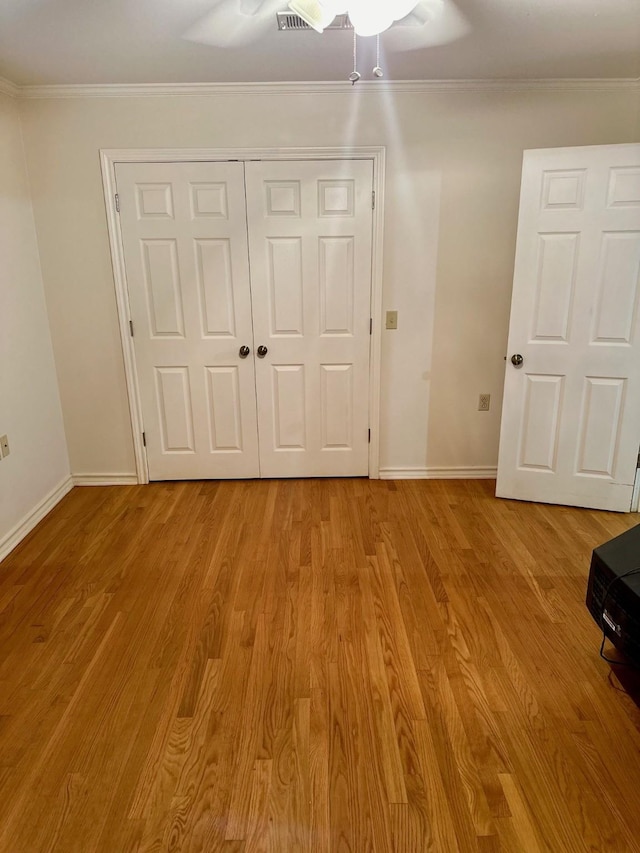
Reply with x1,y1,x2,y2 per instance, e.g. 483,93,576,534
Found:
116,162,260,480
245,160,373,478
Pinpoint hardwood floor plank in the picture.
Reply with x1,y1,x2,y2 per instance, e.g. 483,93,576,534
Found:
286,696,312,851
358,562,408,804
414,665,480,852
244,760,273,853
225,613,271,841
178,610,250,851
409,720,472,851
309,686,330,853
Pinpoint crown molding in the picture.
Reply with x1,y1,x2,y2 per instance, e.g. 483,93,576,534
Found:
15,77,640,99
0,76,20,98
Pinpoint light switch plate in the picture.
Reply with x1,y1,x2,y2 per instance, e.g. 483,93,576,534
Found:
386,310,398,330
0,435,9,457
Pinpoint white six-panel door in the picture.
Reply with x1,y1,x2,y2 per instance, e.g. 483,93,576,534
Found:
245,160,373,478
116,159,374,481
116,162,260,479
496,143,640,511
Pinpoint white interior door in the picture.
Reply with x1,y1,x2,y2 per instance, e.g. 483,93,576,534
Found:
497,143,640,511
116,162,260,480
244,160,373,478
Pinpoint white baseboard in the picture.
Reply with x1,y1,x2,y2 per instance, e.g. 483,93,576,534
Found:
0,475,74,563
73,469,497,484
379,466,497,480
72,473,139,486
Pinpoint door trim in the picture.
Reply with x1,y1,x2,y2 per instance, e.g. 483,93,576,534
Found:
100,146,386,484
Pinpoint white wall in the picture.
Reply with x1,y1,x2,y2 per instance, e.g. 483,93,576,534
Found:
0,92,70,559
18,85,640,478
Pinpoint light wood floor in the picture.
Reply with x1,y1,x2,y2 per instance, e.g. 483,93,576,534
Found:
1,479,640,852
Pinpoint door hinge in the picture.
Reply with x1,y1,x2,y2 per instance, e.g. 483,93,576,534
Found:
142,431,146,447
369,318,373,335
372,190,375,210
368,428,371,443
115,193,120,213
637,447,640,468
129,320,134,337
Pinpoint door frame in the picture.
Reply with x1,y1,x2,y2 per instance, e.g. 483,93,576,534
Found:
100,146,386,484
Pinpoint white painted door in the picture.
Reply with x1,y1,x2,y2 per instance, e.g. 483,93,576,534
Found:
116,162,260,480
245,160,373,477
496,143,640,511
117,158,374,481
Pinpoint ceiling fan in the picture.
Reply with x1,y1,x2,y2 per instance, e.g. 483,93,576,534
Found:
183,0,469,51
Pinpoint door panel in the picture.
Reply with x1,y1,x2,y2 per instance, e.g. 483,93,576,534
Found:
497,144,640,511
518,374,564,471
195,239,237,337
272,364,307,449
530,233,578,341
116,161,260,480
154,366,195,452
205,366,244,452
319,237,355,334
245,160,373,478
266,238,304,335
592,233,640,342
575,377,624,477
321,363,354,449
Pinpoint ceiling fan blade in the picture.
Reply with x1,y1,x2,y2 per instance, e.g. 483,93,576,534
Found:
183,0,282,48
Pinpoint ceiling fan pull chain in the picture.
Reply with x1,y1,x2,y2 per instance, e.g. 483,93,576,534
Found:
348,28,360,84
373,34,383,77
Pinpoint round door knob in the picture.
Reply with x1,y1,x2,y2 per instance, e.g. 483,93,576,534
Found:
257,345,268,358
239,345,250,359
511,353,524,367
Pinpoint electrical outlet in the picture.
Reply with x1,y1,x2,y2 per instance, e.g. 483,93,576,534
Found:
0,435,9,457
386,310,398,330
478,394,490,412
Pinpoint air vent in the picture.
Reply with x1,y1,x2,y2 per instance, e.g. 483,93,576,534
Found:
276,12,352,31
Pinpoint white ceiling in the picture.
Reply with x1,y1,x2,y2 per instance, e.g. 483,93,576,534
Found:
0,0,638,87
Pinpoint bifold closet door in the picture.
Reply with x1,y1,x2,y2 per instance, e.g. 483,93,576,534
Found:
115,162,260,480
116,158,374,481
245,160,373,478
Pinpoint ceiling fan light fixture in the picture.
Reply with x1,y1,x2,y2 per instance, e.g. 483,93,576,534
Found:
287,0,336,33
348,0,422,37
286,0,422,38
348,3,393,37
